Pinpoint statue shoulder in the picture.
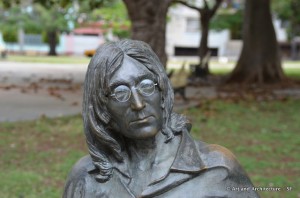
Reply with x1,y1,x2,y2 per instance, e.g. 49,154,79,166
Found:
195,141,248,176
67,155,94,179
195,141,258,196
63,155,96,198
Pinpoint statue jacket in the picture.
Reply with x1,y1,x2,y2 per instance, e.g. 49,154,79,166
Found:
63,130,260,198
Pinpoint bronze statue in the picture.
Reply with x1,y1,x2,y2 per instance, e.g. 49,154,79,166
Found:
63,40,259,198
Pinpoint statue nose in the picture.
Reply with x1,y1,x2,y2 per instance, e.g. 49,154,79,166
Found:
130,88,145,110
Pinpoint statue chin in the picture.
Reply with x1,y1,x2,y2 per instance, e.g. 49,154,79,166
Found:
126,118,161,140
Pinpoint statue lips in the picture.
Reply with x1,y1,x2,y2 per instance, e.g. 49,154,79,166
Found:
129,115,155,127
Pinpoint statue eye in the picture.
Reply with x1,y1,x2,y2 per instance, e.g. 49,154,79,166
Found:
111,85,131,102
138,79,157,96
109,80,157,102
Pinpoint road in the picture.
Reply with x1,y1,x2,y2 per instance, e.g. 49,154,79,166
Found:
0,61,208,122
0,61,87,122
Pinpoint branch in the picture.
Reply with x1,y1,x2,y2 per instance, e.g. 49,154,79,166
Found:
209,0,223,18
173,0,201,12
203,0,209,9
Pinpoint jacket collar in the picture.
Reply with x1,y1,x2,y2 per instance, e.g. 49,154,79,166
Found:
111,129,206,186
170,130,206,172
111,131,179,184
87,130,208,198
140,130,207,198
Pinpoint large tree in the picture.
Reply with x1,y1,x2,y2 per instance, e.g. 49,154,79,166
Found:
122,0,173,67
32,3,68,56
33,0,114,56
0,1,44,43
174,0,223,76
2,0,114,56
1,0,69,55
227,0,285,84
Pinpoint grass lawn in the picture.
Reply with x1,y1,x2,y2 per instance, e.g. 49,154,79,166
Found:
211,67,300,79
184,99,300,198
0,99,299,197
210,61,300,77
167,60,300,81
2,55,90,64
2,54,299,80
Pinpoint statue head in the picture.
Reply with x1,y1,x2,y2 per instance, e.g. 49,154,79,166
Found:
82,39,178,182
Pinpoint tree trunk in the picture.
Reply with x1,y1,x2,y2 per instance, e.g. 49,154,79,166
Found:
123,0,172,67
198,9,210,75
48,31,57,56
227,0,285,84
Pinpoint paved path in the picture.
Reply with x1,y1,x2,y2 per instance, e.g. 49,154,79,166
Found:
0,61,216,122
0,89,82,122
0,61,87,122
0,61,87,84
2,60,298,122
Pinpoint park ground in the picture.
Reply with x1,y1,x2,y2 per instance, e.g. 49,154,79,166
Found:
0,55,299,197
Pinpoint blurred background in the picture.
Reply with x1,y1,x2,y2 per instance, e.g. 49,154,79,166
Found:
0,0,299,197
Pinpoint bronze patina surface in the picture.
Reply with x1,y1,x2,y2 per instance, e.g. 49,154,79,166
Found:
63,39,259,198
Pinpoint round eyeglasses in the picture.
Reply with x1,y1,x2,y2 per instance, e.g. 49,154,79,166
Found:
110,79,158,102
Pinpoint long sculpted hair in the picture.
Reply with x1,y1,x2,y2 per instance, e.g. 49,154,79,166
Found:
83,39,189,182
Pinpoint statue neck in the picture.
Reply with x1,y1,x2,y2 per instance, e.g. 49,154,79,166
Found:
127,136,157,160
124,132,166,169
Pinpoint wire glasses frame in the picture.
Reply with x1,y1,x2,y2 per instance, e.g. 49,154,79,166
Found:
110,79,158,102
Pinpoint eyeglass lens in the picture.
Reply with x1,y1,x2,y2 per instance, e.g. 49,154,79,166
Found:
112,79,156,102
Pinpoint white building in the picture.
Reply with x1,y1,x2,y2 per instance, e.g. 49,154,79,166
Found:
166,4,288,61
166,4,230,60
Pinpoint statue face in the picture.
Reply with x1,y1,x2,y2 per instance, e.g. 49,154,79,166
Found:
106,56,163,139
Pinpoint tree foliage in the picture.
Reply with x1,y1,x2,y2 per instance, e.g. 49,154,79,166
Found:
91,0,130,39
210,9,243,39
272,0,300,39
0,0,116,55
0,2,42,42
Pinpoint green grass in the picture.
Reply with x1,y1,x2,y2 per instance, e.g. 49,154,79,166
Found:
0,116,86,198
209,61,299,72
182,99,300,198
284,68,300,79
167,60,300,79
2,55,90,64
0,100,299,197
3,55,300,80
211,67,300,80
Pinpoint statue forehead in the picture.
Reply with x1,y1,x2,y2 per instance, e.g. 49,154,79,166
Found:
109,56,155,85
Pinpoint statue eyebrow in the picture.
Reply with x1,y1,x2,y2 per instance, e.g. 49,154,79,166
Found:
136,73,155,82
109,73,155,89
109,80,128,90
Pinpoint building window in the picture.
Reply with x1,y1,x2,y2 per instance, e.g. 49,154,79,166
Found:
186,18,199,32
